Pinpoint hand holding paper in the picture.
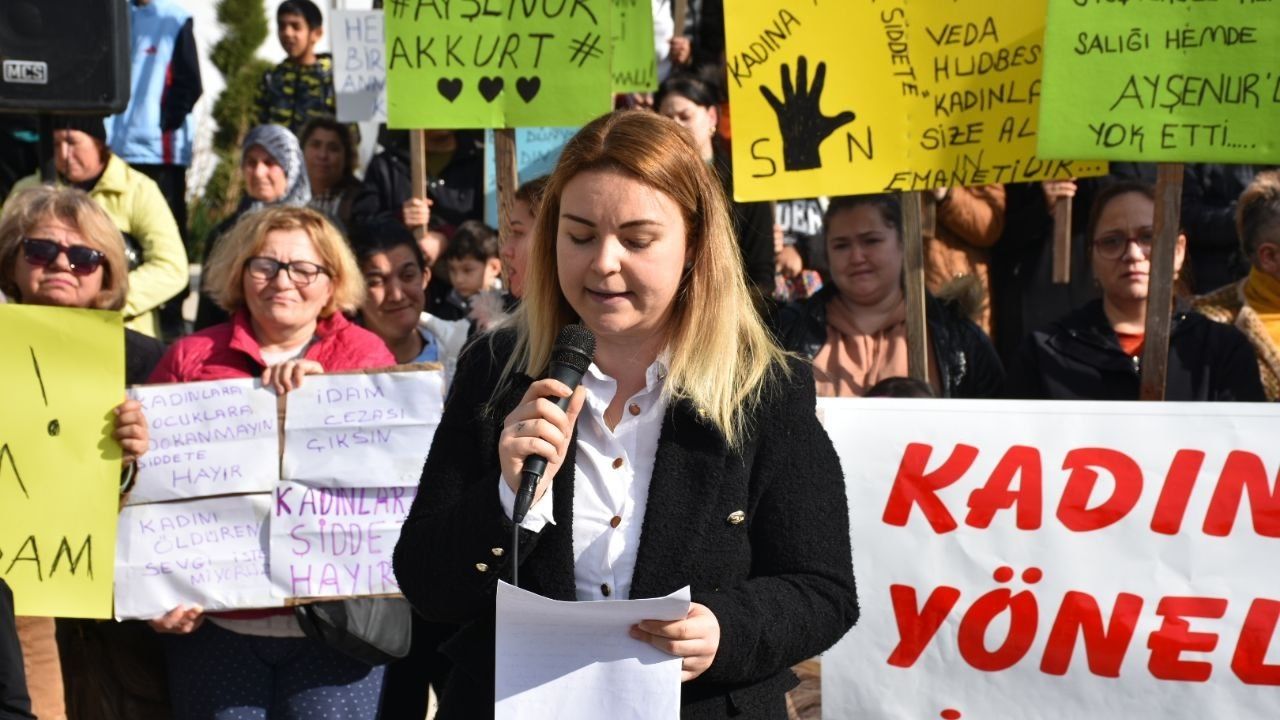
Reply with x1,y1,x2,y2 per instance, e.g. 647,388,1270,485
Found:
495,582,691,720
630,601,721,682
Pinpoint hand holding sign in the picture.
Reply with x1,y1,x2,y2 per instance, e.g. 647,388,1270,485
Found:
760,56,855,172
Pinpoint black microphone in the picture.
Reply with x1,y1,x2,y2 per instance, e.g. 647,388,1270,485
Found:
513,324,596,524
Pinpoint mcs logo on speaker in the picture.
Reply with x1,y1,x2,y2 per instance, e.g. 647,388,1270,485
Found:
3,61,48,85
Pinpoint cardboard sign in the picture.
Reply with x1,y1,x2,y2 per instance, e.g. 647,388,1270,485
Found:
333,9,388,123
483,126,579,226
723,0,1107,202
129,379,279,504
385,0,613,129
0,305,122,618
612,0,658,94
1038,1,1280,163
269,482,415,599
820,399,1280,719
114,494,276,620
282,371,444,488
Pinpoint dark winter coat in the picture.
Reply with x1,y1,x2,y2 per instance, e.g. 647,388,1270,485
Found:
125,329,166,386
392,331,859,720
774,286,1005,399
1004,299,1266,401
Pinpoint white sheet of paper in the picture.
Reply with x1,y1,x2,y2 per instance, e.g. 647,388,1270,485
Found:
282,371,444,487
114,494,278,620
332,9,387,123
268,481,415,599
495,582,690,720
128,378,279,503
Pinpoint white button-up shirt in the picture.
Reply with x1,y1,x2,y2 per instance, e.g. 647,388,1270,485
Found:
499,359,669,601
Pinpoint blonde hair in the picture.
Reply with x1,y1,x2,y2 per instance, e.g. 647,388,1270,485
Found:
1238,170,1280,260
203,205,364,316
0,186,129,310
504,110,788,447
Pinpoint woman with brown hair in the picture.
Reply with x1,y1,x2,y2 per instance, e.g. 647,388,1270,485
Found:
1006,180,1264,400
393,110,858,719
301,116,377,231
1194,170,1280,399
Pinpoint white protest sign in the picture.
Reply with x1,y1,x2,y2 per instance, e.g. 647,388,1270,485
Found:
282,370,443,487
269,481,414,599
333,9,387,123
819,399,1280,720
114,494,276,620
128,379,278,504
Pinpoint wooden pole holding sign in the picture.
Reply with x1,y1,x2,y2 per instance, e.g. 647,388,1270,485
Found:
674,0,688,37
1052,198,1072,284
1138,164,1184,401
494,129,519,248
409,129,427,241
902,191,929,383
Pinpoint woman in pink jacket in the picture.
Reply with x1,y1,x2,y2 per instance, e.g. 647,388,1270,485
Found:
148,205,394,719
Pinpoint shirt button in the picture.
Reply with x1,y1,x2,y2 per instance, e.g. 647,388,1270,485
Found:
612,457,624,469
610,515,622,528
475,563,489,573
601,583,612,597
490,547,505,557
628,403,641,416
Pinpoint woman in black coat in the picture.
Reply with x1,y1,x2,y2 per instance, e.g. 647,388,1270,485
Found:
775,194,1004,398
393,111,858,720
1005,180,1265,401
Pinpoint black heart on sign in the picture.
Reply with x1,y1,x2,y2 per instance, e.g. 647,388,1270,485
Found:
437,78,463,102
478,77,504,102
516,77,541,103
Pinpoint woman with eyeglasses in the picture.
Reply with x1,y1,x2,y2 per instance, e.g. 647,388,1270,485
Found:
0,185,160,720
1005,180,1265,400
147,205,394,719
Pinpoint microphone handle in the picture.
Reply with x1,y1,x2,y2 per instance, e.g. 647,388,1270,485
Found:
512,362,587,523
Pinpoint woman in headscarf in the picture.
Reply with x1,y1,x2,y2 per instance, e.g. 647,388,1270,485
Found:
194,124,310,330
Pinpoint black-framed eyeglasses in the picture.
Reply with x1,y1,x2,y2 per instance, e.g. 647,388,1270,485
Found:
21,237,106,276
245,256,330,287
1092,230,1155,261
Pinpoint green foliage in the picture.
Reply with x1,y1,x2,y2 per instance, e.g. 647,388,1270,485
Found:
195,0,272,244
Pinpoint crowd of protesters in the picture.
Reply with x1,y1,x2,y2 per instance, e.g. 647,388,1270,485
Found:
2,0,1279,718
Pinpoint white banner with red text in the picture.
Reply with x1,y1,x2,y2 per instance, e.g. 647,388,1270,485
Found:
819,398,1280,719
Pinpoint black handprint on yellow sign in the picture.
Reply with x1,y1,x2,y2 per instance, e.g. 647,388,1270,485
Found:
760,56,855,172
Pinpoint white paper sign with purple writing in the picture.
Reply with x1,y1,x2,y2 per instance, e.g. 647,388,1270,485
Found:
269,481,415,599
128,379,279,504
114,494,277,619
282,371,443,487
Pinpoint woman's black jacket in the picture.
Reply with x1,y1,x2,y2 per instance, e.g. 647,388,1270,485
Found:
1004,299,1266,401
392,330,859,719
773,286,1005,398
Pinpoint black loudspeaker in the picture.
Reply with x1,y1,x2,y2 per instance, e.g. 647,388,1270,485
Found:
0,0,131,114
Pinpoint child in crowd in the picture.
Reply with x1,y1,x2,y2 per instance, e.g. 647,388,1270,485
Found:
255,0,335,135
436,220,502,321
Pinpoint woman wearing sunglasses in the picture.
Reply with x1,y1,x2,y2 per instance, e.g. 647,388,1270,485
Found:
147,205,394,719
0,186,159,720
4,116,187,340
1006,181,1265,401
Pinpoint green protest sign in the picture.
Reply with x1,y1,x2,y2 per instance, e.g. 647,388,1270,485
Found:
1038,0,1280,163
612,0,657,93
385,0,613,129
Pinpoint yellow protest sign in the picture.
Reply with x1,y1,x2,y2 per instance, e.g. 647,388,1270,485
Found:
0,305,123,618
724,0,1108,202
